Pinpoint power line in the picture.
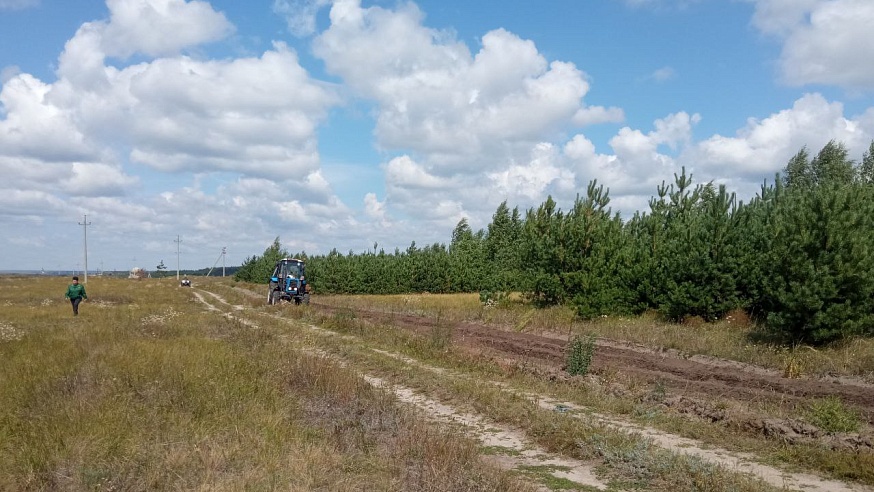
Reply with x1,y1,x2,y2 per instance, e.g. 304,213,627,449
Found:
78,214,92,284
206,247,227,277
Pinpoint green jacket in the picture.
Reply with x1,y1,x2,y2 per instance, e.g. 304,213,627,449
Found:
65,283,87,300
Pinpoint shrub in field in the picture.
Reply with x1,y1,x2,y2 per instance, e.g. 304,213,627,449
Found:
566,333,596,376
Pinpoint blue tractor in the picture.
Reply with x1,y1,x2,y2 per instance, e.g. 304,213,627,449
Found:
268,258,311,305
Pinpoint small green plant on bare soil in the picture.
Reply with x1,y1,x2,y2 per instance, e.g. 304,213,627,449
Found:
806,396,861,433
566,333,596,376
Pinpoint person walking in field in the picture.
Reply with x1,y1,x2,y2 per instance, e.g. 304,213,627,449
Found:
64,276,87,316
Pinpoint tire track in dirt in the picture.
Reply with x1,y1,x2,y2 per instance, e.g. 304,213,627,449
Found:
309,302,874,422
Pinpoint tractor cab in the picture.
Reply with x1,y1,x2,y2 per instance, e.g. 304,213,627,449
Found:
268,258,310,305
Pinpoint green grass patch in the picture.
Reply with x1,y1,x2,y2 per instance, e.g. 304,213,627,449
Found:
516,465,597,491
807,396,862,433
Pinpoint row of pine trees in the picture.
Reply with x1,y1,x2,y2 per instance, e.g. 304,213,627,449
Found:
236,141,874,345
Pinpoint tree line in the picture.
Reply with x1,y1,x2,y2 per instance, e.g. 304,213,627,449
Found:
236,140,874,345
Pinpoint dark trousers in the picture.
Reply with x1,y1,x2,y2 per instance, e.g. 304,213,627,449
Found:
70,297,82,315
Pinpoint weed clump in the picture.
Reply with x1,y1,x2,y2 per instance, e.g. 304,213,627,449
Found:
566,333,596,376
806,396,861,433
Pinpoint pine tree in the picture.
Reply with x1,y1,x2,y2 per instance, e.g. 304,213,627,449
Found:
755,141,874,343
234,237,288,283
783,147,812,189
647,170,740,321
760,184,874,343
858,140,874,185
563,181,634,318
485,201,522,293
520,196,566,305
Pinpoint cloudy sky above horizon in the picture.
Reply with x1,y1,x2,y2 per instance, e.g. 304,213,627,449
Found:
1,0,873,272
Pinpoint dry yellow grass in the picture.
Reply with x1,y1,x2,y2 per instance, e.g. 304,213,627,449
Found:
0,276,532,491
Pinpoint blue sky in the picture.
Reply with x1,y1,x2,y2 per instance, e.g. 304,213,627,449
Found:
1,0,873,273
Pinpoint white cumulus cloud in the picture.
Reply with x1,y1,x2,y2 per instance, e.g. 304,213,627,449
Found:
102,0,234,59
750,0,874,89
314,1,591,169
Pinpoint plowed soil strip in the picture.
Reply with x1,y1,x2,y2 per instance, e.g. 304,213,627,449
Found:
310,302,874,420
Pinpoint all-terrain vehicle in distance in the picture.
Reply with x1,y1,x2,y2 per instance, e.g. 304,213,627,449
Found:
180,276,191,287
268,258,310,305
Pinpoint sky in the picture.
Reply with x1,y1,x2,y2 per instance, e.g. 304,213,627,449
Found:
1,0,874,273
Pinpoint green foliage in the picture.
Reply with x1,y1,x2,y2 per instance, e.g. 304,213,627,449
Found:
811,140,855,186
479,290,508,306
649,172,741,322
449,218,489,293
484,201,523,293
859,141,874,185
757,183,874,343
806,397,861,433
784,141,856,189
748,145,874,343
563,182,636,319
520,196,566,305
566,334,596,376
783,147,812,189
240,139,874,346
233,237,289,284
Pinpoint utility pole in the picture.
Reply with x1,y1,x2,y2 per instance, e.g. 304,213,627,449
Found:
222,247,226,277
78,215,91,284
174,235,182,280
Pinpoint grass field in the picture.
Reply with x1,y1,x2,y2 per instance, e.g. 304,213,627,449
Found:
0,276,531,491
3,275,872,491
